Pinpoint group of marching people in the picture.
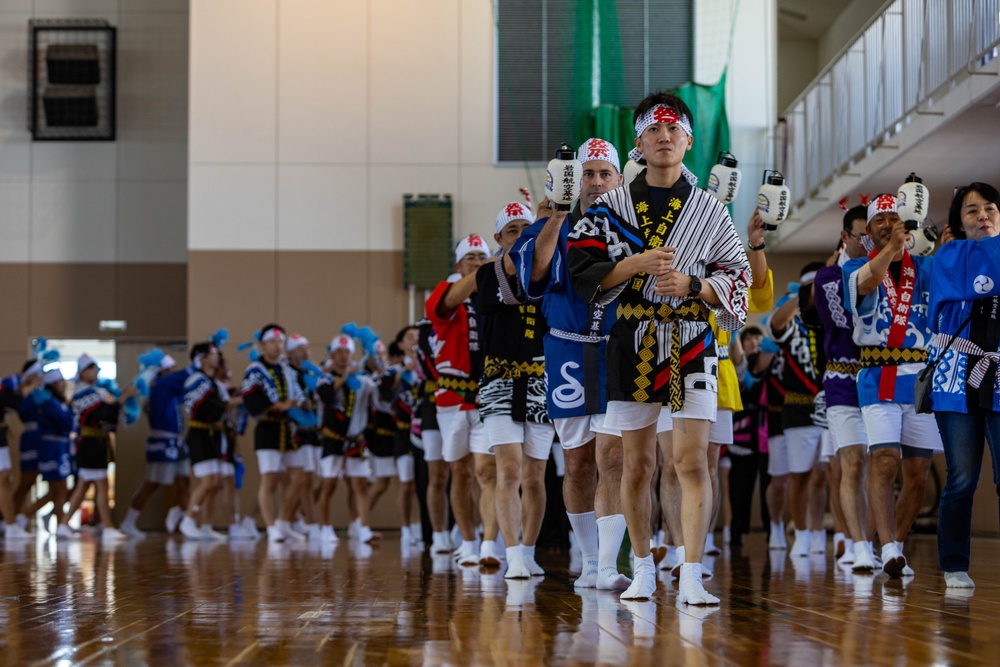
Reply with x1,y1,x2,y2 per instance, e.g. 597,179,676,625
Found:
1,90,998,607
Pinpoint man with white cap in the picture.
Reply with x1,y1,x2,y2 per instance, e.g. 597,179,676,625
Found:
568,92,750,604
120,353,191,538
285,333,321,541
59,354,138,541
509,138,632,590
842,193,942,577
425,235,495,562
477,200,555,578
0,364,41,539
316,334,377,543
241,323,304,543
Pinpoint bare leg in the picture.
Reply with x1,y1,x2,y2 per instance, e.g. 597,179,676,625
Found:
673,418,712,563
0,474,17,525
368,477,392,513
473,454,498,541
563,442,597,514
318,478,338,526
61,480,93,525
258,471,280,526
657,431,683,547
895,456,931,542
128,481,161,513
351,477,370,527
788,471,812,533
838,445,868,542
868,448,901,548
595,433,624,518
766,474,788,529
621,423,658,558
449,455,477,541
827,455,847,536
807,463,827,531
426,460,449,532
13,473,36,515
520,455,548,547
94,478,115,528
279,467,309,522
493,443,524,548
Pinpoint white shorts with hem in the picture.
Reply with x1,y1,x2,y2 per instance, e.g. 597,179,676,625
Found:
484,416,555,460
146,461,181,485
784,425,824,474
422,429,443,462
606,391,717,433
861,402,943,452
220,461,235,478
282,447,315,473
767,435,789,477
193,459,222,478
320,454,344,479
828,405,868,450
0,447,12,472
396,454,415,483
553,415,602,450
371,455,397,479
78,468,108,482
256,450,284,475
346,457,372,478
709,409,734,445
437,407,489,462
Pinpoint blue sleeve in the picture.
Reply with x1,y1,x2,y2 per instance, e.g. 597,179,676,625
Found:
40,399,74,431
842,257,877,317
509,218,553,302
929,238,1000,322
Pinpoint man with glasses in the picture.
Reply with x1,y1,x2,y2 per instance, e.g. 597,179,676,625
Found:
843,194,943,578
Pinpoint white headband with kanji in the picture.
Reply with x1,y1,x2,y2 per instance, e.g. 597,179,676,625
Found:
260,327,286,343
495,201,533,235
867,194,898,223
577,138,620,171
628,104,698,186
455,234,491,262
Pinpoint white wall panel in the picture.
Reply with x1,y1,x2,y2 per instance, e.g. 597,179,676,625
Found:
278,0,368,164
277,165,368,250
455,164,544,243
367,165,459,252
30,180,117,262
0,181,30,262
368,0,459,165
118,180,187,262
189,0,276,163
189,165,276,251
31,143,118,182
459,0,493,165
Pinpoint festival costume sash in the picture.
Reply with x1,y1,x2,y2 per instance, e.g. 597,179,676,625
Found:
869,248,916,401
626,172,694,411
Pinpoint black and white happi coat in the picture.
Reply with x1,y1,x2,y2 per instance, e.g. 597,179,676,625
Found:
567,171,750,411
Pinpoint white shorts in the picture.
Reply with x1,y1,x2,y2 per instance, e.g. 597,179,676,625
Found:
767,435,789,477
282,447,316,473
256,450,284,475
437,407,489,463
591,413,621,438
820,430,834,461
656,408,673,434
719,454,732,470
861,403,944,453
828,405,868,450
220,462,235,478
422,429,443,462
396,454,415,484
78,468,108,482
606,391,718,432
709,409,734,445
301,444,323,473
0,447,11,472
320,454,344,479
346,456,371,479
784,425,824,474
484,416,556,461
193,459,222,478
146,461,182,485
370,456,397,479
553,414,603,450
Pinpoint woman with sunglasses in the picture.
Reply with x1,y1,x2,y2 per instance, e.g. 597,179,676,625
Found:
928,182,1000,589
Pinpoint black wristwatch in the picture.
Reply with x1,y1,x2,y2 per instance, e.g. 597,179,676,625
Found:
688,276,702,298
749,240,766,251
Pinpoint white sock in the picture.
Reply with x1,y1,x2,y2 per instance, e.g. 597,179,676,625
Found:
894,540,905,555
596,514,626,573
521,544,536,562
944,571,975,588
567,511,599,563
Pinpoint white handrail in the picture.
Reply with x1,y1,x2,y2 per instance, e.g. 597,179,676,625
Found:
777,0,1000,212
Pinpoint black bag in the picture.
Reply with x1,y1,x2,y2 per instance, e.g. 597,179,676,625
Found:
914,310,974,414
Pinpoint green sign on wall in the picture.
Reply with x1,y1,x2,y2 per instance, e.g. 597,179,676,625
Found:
404,194,454,290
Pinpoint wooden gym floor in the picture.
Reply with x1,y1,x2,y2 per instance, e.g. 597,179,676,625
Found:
0,532,997,666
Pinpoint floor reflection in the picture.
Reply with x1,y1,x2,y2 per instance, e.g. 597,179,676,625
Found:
0,533,995,665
